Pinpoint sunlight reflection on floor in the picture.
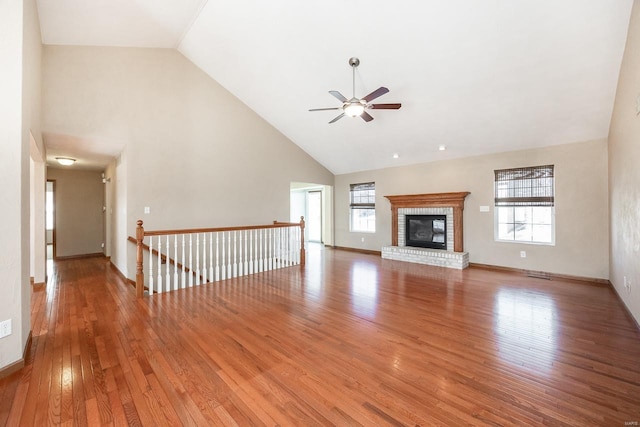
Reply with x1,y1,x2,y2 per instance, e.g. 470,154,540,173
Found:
350,261,379,319
494,287,558,374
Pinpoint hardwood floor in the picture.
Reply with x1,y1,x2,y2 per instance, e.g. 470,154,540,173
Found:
1,245,639,426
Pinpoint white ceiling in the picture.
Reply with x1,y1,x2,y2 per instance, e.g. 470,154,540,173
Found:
37,0,633,175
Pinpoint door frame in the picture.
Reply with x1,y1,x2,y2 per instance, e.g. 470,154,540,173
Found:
46,179,57,260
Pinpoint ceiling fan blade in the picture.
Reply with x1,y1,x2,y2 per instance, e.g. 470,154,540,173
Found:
309,107,341,112
362,87,389,102
329,113,345,124
329,91,348,102
361,111,374,122
370,103,402,110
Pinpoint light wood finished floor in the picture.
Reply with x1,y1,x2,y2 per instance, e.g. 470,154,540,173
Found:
1,246,640,426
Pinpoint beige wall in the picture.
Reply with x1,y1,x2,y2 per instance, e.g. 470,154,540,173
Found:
42,46,334,277
335,139,609,279
609,0,640,324
47,168,105,258
0,0,42,369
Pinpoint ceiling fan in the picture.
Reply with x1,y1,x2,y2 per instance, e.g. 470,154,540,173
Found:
309,57,402,123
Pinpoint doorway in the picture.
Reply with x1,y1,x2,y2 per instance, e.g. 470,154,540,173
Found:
307,191,322,243
290,183,333,246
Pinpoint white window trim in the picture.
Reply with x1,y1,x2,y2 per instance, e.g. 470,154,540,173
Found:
494,206,556,246
349,182,376,233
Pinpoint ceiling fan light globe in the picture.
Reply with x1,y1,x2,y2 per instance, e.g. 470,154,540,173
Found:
344,103,365,117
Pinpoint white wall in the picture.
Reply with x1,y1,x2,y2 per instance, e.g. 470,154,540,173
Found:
104,160,116,259
42,46,334,278
0,0,26,369
335,139,609,280
0,0,42,370
113,153,128,277
608,0,640,324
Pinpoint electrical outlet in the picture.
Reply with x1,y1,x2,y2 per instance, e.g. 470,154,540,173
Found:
0,319,12,338
520,251,526,258
361,237,365,242
144,206,150,214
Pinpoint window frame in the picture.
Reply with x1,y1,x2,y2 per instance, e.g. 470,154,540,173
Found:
493,165,555,245
349,182,376,233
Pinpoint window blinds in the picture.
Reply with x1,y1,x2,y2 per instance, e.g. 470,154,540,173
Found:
350,182,375,209
494,165,554,207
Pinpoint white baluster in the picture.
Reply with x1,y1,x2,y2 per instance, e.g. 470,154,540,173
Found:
268,228,273,271
284,227,291,266
157,236,163,293
181,234,186,288
233,230,238,278
165,235,171,291
189,234,193,287
149,236,154,294
221,232,226,280
259,229,263,272
274,228,278,269
202,233,207,285
244,230,249,275
209,232,214,282
196,233,200,286
237,230,242,277
174,235,179,290
282,227,287,266
274,227,278,269
227,231,232,278
278,227,283,267
263,229,268,271
216,232,220,281
249,229,254,275
289,228,296,265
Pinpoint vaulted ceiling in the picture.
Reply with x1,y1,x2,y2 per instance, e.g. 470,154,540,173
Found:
37,0,633,174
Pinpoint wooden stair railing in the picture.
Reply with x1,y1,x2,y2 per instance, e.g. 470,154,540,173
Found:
132,217,305,298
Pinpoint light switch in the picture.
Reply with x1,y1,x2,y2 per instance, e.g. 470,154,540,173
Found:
479,205,490,212
144,207,150,214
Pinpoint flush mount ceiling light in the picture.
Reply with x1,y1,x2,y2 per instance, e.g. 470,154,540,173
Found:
56,157,76,166
438,145,447,151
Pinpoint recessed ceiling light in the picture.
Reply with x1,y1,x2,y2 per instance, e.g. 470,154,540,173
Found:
438,145,446,151
56,157,76,166
393,153,399,159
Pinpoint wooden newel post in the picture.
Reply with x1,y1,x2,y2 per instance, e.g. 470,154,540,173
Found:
135,220,145,298
299,216,305,267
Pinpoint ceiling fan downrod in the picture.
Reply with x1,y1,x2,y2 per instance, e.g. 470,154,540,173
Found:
349,57,360,99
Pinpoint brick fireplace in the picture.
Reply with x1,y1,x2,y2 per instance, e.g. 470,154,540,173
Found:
382,192,470,269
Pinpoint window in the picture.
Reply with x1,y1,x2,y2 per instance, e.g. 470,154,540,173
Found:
350,182,375,232
494,165,554,244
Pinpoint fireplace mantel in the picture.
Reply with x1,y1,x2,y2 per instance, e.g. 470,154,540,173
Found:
385,192,470,252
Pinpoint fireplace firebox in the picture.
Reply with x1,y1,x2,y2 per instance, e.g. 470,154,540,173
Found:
405,215,447,250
